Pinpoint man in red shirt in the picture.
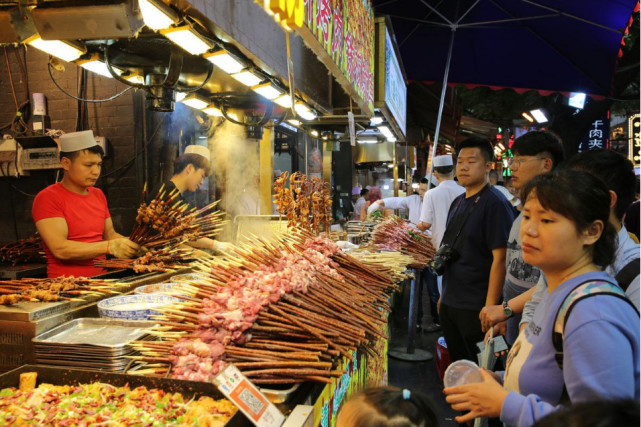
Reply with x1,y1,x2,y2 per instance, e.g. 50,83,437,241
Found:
32,130,140,277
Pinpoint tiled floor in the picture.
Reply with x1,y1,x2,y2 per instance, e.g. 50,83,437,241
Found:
387,283,459,427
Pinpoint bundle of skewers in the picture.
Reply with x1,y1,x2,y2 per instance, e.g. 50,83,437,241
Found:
370,216,436,268
94,247,196,273
273,172,333,235
130,185,226,249
128,230,397,385
0,235,44,265
349,250,415,282
0,276,120,305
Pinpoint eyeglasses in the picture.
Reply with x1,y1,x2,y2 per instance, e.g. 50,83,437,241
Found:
507,156,545,169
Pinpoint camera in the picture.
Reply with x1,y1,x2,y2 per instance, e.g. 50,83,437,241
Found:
429,244,458,276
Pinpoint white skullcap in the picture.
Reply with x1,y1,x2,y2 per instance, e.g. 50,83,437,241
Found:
184,145,210,162
433,155,454,167
59,130,97,152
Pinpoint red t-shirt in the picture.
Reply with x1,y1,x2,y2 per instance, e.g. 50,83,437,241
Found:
32,183,110,278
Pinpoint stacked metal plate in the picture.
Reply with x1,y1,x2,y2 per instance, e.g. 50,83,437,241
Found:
33,318,154,372
346,221,378,243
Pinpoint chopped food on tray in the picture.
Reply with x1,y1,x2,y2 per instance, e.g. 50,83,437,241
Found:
0,375,236,426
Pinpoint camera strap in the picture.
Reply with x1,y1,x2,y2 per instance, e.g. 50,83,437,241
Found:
444,184,490,249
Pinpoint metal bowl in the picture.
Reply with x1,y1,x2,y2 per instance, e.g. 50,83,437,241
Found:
97,294,180,320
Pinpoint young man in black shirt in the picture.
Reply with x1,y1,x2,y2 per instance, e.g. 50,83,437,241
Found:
438,137,515,362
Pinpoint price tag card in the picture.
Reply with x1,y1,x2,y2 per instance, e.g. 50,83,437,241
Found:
348,111,356,146
213,364,286,427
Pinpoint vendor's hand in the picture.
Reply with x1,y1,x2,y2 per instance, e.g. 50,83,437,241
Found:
367,201,380,215
108,238,140,259
444,369,509,423
135,246,149,257
212,240,234,254
480,304,507,332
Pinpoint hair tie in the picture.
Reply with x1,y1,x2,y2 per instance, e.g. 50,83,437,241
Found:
402,389,411,400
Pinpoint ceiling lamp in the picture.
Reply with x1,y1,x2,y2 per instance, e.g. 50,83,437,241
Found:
203,49,244,74
357,138,378,144
370,114,384,125
231,69,263,87
529,109,548,123
378,125,396,142
77,54,122,78
123,72,145,85
273,94,293,108
161,25,212,55
252,82,283,100
139,0,178,30
175,92,187,102
202,105,223,117
287,119,301,127
521,112,534,123
180,93,209,110
294,101,317,121
25,35,86,62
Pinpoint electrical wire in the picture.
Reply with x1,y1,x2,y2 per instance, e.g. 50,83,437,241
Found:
48,62,133,103
2,46,30,135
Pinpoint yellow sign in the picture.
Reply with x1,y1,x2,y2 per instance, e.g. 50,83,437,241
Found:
629,114,640,167
257,0,305,32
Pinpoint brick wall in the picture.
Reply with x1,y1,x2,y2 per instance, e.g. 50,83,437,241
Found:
0,47,143,243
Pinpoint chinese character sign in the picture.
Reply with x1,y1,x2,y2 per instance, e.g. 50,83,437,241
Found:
578,115,610,152
303,0,375,113
629,114,640,167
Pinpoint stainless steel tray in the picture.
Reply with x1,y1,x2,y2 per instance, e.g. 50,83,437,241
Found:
33,318,154,347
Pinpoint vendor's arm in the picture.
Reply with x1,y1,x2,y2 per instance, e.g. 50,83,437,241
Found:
36,217,137,260
418,192,434,232
103,217,125,240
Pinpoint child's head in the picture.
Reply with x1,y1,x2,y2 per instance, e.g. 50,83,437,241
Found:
521,169,616,268
336,386,438,427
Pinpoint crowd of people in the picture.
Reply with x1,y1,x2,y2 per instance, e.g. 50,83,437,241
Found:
345,131,639,427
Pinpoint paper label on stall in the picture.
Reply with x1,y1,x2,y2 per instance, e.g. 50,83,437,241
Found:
213,364,285,427
348,111,356,146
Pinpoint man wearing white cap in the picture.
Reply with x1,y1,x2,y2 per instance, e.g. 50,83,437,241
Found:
148,145,228,252
416,154,465,330
32,130,140,278
366,177,429,226
352,187,368,221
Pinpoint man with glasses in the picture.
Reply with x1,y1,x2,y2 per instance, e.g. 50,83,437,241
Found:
479,131,564,345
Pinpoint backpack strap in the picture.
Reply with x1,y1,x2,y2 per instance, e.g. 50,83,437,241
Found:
615,258,640,291
552,280,638,370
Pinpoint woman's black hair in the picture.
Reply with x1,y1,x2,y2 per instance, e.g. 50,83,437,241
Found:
522,169,617,267
338,386,438,427
532,399,639,427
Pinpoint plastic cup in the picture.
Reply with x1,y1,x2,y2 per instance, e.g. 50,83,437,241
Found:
443,359,483,388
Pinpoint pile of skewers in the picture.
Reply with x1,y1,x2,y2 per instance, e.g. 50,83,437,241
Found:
0,235,44,265
0,276,119,305
370,217,436,268
94,248,196,273
273,172,332,234
129,230,396,385
96,186,227,272
130,185,226,249
349,250,415,282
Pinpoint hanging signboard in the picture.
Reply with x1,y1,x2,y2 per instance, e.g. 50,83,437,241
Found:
283,0,375,116
578,114,610,152
374,17,407,140
628,114,640,167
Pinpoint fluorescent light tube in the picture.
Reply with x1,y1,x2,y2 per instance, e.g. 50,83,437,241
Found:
521,112,534,123
357,139,378,144
139,0,178,30
530,109,548,123
78,57,121,78
26,35,85,62
161,26,212,55
204,49,244,74
202,106,223,116
252,82,283,100
180,93,209,110
294,102,317,121
274,94,293,108
287,119,301,126
231,70,262,87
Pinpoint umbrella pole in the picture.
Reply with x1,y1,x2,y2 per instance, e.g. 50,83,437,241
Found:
427,28,456,188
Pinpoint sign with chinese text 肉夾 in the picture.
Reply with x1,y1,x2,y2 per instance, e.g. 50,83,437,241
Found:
578,114,609,152
298,0,375,115
629,114,640,167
